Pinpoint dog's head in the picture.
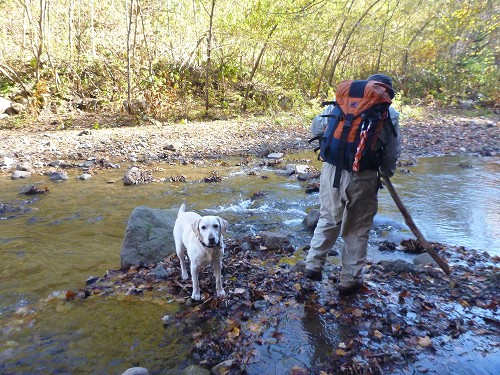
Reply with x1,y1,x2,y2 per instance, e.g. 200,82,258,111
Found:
192,216,228,248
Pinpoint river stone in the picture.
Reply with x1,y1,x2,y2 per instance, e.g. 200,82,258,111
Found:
0,97,12,113
121,367,149,375
11,170,31,179
413,253,439,267
2,156,17,169
78,173,92,180
378,259,416,274
49,171,68,181
267,152,284,159
120,206,177,268
182,365,210,375
259,231,290,250
16,162,32,172
303,209,320,231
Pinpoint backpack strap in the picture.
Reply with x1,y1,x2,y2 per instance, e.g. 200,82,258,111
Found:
333,113,356,188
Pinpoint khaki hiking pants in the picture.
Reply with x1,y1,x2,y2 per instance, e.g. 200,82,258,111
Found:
305,163,379,287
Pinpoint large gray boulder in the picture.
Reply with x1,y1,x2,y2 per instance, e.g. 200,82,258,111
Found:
120,206,178,268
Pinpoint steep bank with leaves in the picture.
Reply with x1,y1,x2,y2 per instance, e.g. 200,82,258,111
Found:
0,0,498,121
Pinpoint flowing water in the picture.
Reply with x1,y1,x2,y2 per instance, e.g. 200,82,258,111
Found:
0,154,498,374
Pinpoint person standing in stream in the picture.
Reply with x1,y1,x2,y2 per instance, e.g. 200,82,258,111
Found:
304,74,401,296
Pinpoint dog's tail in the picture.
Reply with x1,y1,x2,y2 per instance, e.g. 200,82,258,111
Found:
178,203,186,216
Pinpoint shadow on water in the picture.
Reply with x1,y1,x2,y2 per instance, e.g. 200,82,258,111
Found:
0,154,498,374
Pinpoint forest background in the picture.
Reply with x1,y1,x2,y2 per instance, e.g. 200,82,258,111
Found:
0,0,498,123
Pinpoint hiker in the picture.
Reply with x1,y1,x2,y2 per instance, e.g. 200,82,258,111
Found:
304,74,401,296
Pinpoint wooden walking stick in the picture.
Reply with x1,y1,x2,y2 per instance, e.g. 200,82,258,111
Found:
381,176,451,275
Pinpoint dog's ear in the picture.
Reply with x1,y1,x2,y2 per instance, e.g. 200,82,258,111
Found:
218,217,228,233
192,219,203,242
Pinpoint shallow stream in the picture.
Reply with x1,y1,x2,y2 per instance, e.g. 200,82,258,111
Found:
0,153,498,374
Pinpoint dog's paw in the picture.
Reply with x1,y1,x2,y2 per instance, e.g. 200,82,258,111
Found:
217,289,226,298
191,292,202,301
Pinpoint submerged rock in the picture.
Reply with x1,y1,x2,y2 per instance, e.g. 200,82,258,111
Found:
120,206,177,268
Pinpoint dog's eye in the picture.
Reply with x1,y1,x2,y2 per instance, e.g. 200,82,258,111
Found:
213,224,219,229
201,225,207,230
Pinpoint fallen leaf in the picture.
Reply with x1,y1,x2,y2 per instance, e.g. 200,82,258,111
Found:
373,330,383,339
352,308,363,318
418,336,432,347
227,326,240,339
65,290,76,300
459,299,470,308
399,290,411,298
336,349,348,356
247,323,261,333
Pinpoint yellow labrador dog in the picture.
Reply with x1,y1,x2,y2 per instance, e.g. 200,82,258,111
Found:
173,203,228,300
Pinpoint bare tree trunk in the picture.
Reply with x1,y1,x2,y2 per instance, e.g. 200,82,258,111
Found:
375,0,399,72
312,0,354,98
138,0,153,78
401,16,434,96
90,0,96,58
126,0,135,114
205,0,216,112
242,23,277,111
68,0,74,61
36,0,46,82
327,0,382,87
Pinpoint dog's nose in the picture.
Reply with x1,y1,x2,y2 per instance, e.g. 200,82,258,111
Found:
208,237,216,245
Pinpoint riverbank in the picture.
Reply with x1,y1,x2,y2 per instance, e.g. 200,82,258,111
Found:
0,110,498,174
0,110,499,374
67,236,499,375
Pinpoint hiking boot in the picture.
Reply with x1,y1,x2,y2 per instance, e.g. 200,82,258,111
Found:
304,268,322,281
338,282,363,296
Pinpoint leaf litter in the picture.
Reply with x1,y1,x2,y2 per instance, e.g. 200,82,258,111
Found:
65,237,499,374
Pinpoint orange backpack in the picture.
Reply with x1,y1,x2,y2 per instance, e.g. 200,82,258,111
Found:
318,79,395,187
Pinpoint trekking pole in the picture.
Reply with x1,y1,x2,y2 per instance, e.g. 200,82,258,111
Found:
381,176,451,275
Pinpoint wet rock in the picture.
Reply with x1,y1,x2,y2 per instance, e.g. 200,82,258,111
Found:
19,184,48,195
48,160,63,167
11,170,31,179
161,314,172,327
49,171,68,181
151,264,170,279
121,367,149,375
120,206,177,268
259,231,290,250
123,166,153,185
182,365,210,375
78,173,92,180
303,209,320,231
378,259,416,274
413,253,439,267
211,360,234,375
305,182,320,194
86,276,100,285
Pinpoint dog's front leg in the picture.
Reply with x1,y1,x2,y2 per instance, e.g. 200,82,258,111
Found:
213,258,226,298
190,263,201,300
